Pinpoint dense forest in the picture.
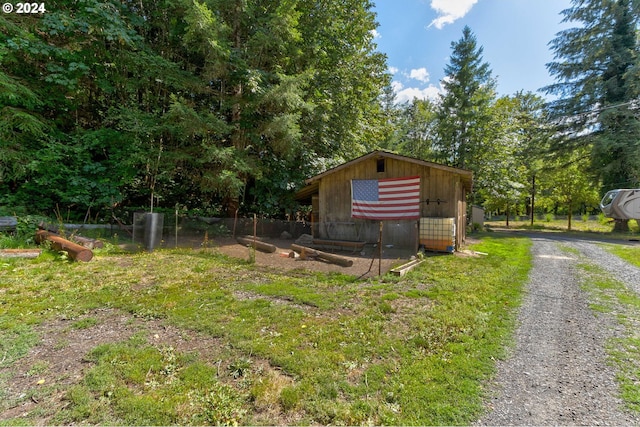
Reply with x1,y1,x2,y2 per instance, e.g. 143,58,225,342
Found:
1,0,639,228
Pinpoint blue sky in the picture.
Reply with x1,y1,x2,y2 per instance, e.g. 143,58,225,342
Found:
372,0,573,103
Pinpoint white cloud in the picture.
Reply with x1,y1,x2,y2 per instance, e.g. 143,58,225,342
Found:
388,66,399,75
391,81,404,92
392,81,443,103
370,29,381,39
409,67,430,83
429,0,478,29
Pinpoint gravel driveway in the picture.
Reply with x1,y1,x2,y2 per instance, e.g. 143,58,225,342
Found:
476,234,640,425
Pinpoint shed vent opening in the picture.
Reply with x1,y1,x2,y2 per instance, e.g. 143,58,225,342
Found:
377,158,385,173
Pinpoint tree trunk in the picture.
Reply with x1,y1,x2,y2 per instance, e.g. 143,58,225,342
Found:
506,204,510,228
567,199,572,231
530,174,536,226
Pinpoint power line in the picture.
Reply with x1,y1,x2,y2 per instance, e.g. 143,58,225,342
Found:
552,98,640,121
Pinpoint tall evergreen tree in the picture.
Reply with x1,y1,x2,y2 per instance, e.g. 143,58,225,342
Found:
1,0,391,218
545,0,640,229
435,26,496,173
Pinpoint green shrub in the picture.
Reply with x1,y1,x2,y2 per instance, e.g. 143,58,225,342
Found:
598,212,609,225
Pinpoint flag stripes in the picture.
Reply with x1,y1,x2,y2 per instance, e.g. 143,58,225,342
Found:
351,176,421,220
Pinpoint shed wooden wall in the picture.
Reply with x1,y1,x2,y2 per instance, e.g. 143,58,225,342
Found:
316,156,467,248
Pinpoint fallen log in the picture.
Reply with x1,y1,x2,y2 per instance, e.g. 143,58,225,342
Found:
289,247,324,260
70,234,104,249
39,223,104,249
0,249,42,259
35,230,93,262
236,236,277,253
290,243,353,267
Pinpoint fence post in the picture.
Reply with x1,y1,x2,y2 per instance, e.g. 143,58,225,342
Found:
378,221,383,276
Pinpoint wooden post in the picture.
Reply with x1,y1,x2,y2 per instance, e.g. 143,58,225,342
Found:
253,214,257,243
175,203,179,248
414,220,419,256
378,221,383,276
232,209,239,238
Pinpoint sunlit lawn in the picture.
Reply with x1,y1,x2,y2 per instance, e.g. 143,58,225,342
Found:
485,217,639,237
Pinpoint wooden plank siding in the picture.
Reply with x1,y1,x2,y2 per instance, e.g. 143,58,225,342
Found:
296,151,471,251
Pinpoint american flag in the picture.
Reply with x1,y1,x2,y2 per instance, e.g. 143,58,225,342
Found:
351,176,421,220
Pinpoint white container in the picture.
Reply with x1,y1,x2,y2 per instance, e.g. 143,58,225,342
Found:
419,217,455,253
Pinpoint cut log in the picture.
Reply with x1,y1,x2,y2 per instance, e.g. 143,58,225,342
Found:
0,249,42,258
35,230,94,262
38,223,104,249
236,236,277,253
69,234,104,249
290,243,353,267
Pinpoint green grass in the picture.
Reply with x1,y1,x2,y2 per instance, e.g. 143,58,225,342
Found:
0,235,532,425
578,261,640,411
486,218,639,238
602,244,640,269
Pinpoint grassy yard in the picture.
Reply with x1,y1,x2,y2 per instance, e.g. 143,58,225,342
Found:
485,217,639,237
0,234,531,425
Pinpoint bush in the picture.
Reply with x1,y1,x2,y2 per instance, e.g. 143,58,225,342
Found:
0,215,50,248
598,212,609,225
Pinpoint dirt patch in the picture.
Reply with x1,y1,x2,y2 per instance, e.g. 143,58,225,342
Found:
210,237,410,278
0,308,297,425
1,309,216,419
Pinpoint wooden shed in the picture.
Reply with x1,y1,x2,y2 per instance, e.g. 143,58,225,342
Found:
295,150,473,252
